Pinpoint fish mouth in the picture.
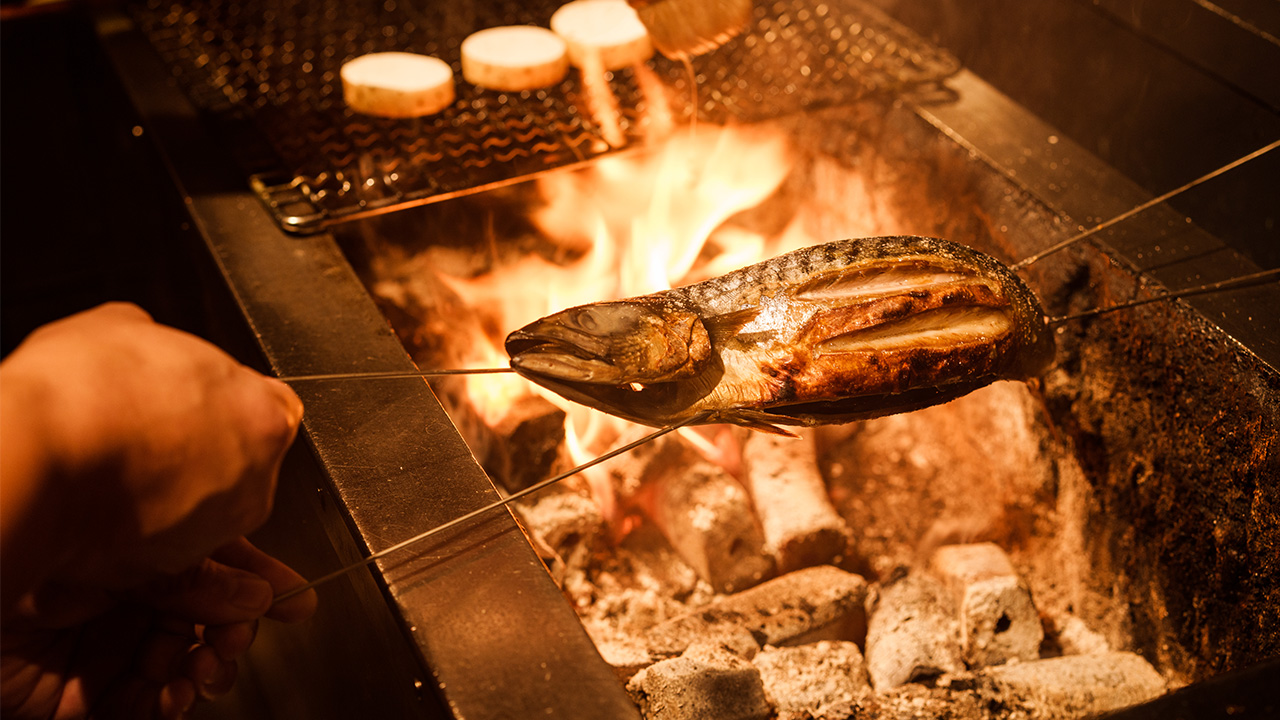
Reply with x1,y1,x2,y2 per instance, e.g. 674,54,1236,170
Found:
505,326,627,385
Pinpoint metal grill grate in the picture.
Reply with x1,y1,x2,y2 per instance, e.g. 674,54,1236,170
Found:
131,0,959,233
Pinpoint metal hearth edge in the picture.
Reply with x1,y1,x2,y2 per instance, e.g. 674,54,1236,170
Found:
910,70,1279,374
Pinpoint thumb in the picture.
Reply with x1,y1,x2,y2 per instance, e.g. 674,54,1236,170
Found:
139,558,274,626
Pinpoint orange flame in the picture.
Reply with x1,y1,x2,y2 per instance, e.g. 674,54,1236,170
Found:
438,123,798,437
425,122,830,530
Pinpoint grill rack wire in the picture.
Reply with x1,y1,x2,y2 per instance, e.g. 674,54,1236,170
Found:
131,0,959,233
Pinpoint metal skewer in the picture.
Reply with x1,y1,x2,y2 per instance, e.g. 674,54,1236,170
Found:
281,367,515,383
1048,268,1280,325
1012,138,1280,271
273,413,708,603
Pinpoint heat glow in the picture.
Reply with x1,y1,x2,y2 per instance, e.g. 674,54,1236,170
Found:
434,122,820,492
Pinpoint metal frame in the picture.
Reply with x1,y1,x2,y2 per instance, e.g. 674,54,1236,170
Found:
913,70,1279,372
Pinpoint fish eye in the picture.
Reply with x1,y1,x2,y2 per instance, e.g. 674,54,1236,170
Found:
575,309,600,331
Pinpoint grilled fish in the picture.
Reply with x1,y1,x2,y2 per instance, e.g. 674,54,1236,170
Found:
505,236,1055,433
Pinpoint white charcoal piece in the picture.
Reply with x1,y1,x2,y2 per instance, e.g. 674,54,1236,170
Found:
985,652,1165,717
754,641,868,720
929,543,1044,667
648,566,868,659
865,574,964,691
740,431,852,573
627,642,771,720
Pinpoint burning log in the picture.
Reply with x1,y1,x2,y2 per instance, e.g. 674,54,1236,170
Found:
615,433,774,594
928,542,1043,667
864,574,964,691
739,430,852,573
483,394,567,491
647,566,868,659
754,641,869,720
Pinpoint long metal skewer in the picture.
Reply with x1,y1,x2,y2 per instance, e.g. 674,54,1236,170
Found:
281,367,515,382
1048,268,1280,325
274,413,707,603
1011,138,1280,271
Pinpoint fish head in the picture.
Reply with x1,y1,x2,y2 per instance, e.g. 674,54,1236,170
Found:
505,299,712,386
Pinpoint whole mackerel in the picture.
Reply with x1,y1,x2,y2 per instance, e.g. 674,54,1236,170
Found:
505,236,1055,433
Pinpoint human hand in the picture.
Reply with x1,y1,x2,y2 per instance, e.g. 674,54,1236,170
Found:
1,302,305,593
2,538,318,720
1,302,317,718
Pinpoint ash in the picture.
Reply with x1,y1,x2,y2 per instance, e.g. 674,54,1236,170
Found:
514,382,1168,720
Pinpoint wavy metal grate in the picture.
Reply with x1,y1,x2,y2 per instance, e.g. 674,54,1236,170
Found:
130,0,959,233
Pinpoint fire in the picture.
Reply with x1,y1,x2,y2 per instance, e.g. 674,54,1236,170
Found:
429,120,821,517
533,123,795,297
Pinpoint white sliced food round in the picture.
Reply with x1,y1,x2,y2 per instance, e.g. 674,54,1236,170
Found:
341,52,456,118
551,0,653,71
461,26,570,91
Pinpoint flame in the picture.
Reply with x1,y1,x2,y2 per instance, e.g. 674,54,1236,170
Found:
556,123,795,297
436,123,799,439
422,121,832,534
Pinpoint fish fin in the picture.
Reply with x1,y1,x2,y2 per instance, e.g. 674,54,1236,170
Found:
754,423,801,438
714,410,801,437
703,307,760,342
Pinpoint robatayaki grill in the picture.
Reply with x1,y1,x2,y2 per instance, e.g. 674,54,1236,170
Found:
55,0,1280,717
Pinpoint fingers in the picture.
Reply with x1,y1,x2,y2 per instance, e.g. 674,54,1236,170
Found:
157,680,196,720
52,605,154,719
201,621,257,662
211,538,318,623
3,553,290,720
10,301,308,587
140,558,274,627
140,537,317,630
180,644,236,699
215,373,303,542
264,376,305,429
0,628,81,720
57,607,241,719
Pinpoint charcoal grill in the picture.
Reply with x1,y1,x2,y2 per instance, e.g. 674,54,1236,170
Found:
128,0,957,232
80,0,1280,717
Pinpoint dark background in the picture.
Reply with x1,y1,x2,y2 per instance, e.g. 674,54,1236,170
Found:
866,0,1280,269
2,7,206,356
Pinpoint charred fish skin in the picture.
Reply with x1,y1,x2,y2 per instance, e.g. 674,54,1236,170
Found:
506,236,1055,431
